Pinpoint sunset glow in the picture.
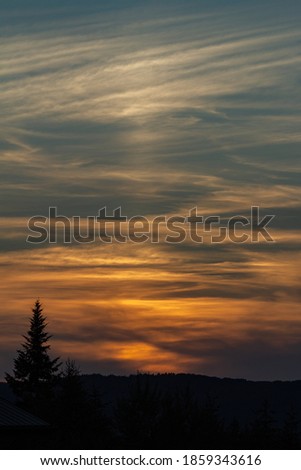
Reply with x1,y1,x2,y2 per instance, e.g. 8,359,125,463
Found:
0,0,300,381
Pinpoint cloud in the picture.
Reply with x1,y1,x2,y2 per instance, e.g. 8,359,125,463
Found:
0,235,300,380
0,0,300,380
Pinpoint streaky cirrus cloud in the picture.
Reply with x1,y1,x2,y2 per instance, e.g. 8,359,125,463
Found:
0,0,300,380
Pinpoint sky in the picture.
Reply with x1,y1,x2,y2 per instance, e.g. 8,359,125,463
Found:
0,0,300,381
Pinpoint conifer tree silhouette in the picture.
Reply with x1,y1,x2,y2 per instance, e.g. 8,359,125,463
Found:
55,359,111,448
5,299,61,413
115,373,161,448
281,404,300,449
249,399,277,448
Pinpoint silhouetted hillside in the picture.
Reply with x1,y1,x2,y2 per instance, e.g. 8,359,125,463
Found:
80,373,301,424
1,373,301,449
2,373,301,425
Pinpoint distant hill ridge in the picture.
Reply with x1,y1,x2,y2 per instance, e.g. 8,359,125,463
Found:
2,373,301,425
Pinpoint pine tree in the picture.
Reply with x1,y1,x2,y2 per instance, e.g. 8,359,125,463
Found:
249,399,277,448
58,359,86,420
5,299,61,411
281,404,300,449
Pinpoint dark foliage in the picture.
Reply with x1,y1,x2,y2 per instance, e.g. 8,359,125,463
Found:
5,300,61,417
2,372,301,449
3,302,301,449
52,359,112,449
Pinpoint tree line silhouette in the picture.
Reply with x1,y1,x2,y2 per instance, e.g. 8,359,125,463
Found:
2,300,300,449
